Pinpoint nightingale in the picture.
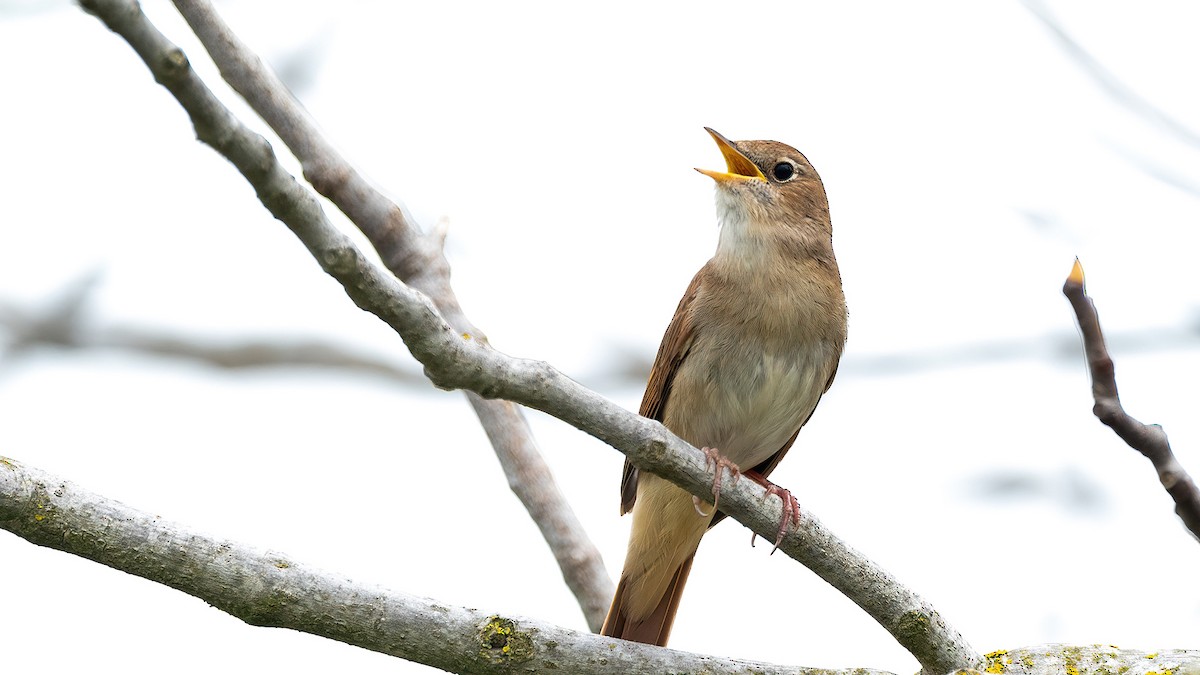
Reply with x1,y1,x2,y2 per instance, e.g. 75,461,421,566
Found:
600,128,847,647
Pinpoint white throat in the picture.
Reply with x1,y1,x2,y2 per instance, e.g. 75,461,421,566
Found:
713,188,770,268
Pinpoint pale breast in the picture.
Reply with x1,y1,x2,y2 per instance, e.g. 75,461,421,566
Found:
663,333,834,470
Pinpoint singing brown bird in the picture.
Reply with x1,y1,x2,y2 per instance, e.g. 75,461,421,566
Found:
600,128,847,646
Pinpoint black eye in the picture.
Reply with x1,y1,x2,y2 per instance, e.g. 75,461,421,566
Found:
772,161,796,182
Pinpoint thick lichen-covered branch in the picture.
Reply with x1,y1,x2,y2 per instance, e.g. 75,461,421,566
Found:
0,456,893,675
978,644,1200,675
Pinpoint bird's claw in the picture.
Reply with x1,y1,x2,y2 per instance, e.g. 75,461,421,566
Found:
693,447,739,517
744,474,802,554
763,483,801,554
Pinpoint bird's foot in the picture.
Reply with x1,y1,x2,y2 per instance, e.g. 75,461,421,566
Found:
745,471,801,554
692,447,740,517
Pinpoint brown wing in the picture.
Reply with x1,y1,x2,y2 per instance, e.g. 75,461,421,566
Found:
708,358,841,528
619,272,703,515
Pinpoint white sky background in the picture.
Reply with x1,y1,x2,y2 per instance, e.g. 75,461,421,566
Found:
2,1,1200,672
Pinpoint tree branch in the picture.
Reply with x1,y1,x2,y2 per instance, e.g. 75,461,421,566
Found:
1062,258,1200,540
979,645,1200,675
7,454,1198,674
166,0,614,629
0,273,426,384
77,0,980,671
0,455,892,675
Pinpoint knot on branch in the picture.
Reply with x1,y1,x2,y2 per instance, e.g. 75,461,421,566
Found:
477,615,534,664
304,162,349,199
319,245,360,277
641,437,671,465
157,48,190,85
1161,475,1181,493
1091,401,1123,428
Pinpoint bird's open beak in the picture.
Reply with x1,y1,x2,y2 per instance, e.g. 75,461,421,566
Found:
695,127,766,183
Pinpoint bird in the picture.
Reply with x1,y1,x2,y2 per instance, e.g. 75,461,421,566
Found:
600,128,847,647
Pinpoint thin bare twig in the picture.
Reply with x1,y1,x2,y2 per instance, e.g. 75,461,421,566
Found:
165,0,614,628
0,455,892,675
1062,258,1200,540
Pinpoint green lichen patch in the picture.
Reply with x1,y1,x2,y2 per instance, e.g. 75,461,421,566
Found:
984,649,1011,674
1061,644,1086,675
478,615,533,665
895,610,932,643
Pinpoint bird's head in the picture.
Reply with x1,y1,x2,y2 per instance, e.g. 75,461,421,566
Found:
696,128,832,264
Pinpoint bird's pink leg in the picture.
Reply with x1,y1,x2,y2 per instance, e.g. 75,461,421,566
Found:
692,447,740,517
744,471,801,554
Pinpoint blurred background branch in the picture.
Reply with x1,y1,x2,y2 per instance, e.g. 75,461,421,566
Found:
1024,0,1200,151
0,271,425,384
1024,0,1200,200
7,272,1199,387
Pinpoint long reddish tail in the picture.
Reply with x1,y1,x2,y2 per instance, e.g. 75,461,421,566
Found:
600,555,695,646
